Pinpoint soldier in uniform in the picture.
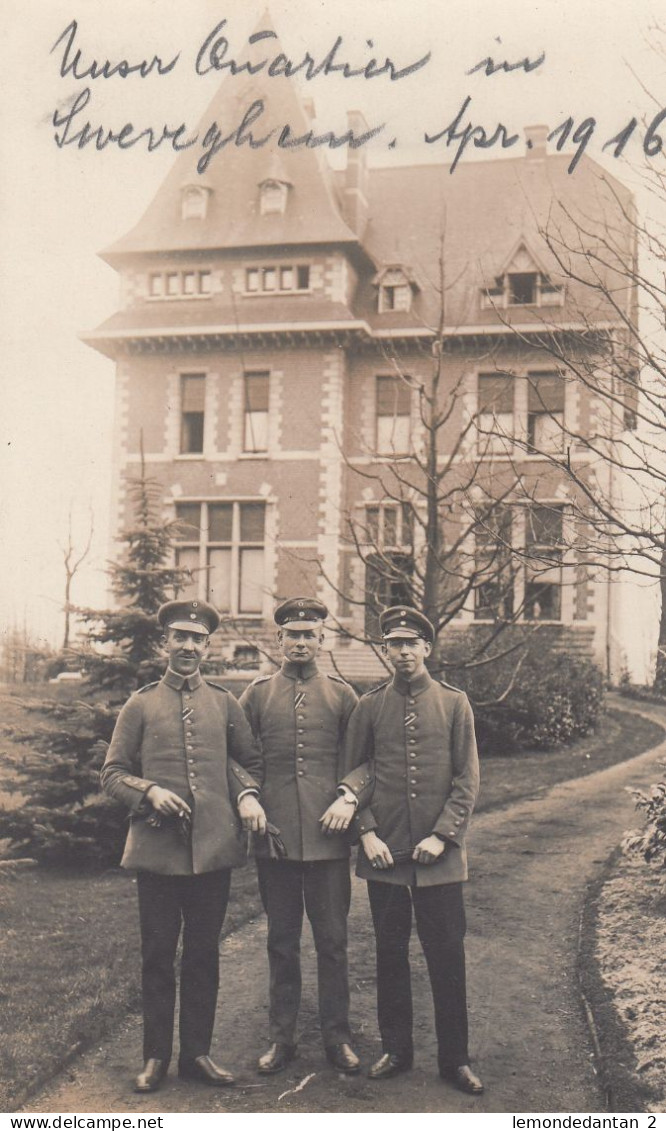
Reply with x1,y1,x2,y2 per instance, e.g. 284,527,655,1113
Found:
341,606,484,1095
239,597,363,1076
101,599,267,1095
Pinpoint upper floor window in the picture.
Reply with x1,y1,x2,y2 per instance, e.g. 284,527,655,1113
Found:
376,375,411,456
174,500,266,615
245,265,310,294
527,372,565,453
477,373,514,454
244,372,269,453
524,504,565,620
481,272,564,309
181,185,210,220
260,179,288,215
376,267,414,313
149,270,212,300
180,374,205,454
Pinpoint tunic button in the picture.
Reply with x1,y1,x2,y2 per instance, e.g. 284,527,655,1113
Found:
297,757,304,763
187,745,194,751
191,785,197,791
297,771,304,777
189,772,196,778
298,729,304,734
298,715,304,721
188,758,194,764
297,743,304,748
409,739,416,745
408,698,415,705
410,792,417,799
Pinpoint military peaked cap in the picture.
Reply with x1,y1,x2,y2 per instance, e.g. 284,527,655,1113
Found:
380,605,435,645
157,599,220,636
274,596,328,630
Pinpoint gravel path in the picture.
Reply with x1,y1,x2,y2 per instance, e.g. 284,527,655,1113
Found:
20,707,666,1115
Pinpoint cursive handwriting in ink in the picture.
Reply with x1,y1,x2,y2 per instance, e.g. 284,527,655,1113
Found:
198,98,385,172
196,18,431,81
52,19,180,80
467,49,545,76
425,95,520,172
52,88,197,153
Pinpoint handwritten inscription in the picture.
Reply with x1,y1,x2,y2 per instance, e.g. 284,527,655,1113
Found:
51,20,180,80
52,90,385,174
196,18,432,81
47,17,666,176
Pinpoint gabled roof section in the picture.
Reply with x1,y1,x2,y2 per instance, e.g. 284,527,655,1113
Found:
102,12,358,263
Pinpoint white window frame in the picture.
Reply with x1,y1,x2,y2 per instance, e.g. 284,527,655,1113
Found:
244,264,310,295
148,270,212,300
174,499,266,617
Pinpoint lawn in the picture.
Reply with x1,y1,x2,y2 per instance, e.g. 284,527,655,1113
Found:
0,696,663,1112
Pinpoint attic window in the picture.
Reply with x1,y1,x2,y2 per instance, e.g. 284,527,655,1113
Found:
377,268,414,313
481,272,564,309
260,180,288,216
181,186,209,221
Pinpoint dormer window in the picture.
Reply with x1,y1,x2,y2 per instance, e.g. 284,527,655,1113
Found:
481,271,564,309
481,244,564,309
375,266,417,314
260,179,288,216
181,184,211,221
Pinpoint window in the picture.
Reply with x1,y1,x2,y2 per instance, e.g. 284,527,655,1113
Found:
481,272,564,309
148,270,212,299
180,374,205,454
474,508,514,620
244,264,310,294
174,501,266,615
362,502,414,637
181,185,209,220
524,504,564,620
377,268,413,313
376,376,411,455
260,180,288,215
508,272,537,305
477,373,514,453
527,372,565,453
243,372,269,453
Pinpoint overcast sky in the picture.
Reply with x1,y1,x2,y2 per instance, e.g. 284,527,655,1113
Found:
1,0,663,650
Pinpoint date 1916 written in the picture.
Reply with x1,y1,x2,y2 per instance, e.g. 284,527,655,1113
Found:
426,96,666,174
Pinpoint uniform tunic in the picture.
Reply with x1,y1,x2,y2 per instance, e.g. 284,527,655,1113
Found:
240,659,358,861
342,668,480,884
239,658,359,1047
101,668,262,875
341,667,480,1066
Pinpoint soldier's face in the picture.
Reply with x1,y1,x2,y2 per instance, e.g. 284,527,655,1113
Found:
278,627,324,664
163,628,210,675
384,636,431,678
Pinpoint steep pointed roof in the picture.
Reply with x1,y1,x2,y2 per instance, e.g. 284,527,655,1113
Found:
102,12,358,262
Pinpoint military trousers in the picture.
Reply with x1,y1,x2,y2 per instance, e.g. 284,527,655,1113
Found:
367,879,469,1070
257,857,352,1047
136,869,231,1063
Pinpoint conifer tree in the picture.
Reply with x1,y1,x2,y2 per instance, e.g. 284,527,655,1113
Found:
0,469,186,867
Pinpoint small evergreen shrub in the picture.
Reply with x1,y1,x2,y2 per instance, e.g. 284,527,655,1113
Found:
623,768,666,873
452,649,605,753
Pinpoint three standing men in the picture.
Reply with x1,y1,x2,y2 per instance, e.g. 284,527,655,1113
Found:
341,605,484,1094
101,599,267,1094
239,597,363,1075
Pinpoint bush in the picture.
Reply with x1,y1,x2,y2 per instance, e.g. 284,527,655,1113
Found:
623,768,666,872
450,649,605,753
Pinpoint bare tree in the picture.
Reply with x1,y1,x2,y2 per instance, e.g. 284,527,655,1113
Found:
59,504,95,650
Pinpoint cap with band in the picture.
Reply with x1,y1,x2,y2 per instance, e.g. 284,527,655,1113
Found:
157,599,220,636
379,605,435,645
274,597,328,631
